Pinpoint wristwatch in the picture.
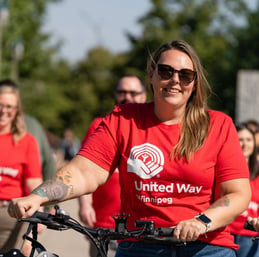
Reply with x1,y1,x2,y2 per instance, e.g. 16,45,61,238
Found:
195,213,211,233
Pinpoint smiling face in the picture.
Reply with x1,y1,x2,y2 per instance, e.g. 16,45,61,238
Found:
0,92,18,134
238,128,255,162
150,49,196,122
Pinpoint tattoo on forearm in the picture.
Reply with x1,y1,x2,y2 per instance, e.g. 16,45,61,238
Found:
208,196,230,209
32,169,74,201
55,170,72,184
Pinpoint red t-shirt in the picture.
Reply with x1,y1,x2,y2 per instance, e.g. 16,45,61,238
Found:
82,117,103,145
228,176,259,237
82,117,121,228
0,132,42,199
78,102,249,249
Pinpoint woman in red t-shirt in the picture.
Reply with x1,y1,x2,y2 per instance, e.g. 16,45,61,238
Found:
0,80,42,253
229,123,259,257
8,40,251,257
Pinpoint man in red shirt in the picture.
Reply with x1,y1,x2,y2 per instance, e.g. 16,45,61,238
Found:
78,75,146,257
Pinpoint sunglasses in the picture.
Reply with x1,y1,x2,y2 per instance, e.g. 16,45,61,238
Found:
157,64,196,84
115,90,143,97
0,103,17,112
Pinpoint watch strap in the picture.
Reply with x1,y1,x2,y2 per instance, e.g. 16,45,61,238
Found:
195,213,211,233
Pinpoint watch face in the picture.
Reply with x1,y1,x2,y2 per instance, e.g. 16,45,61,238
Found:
198,214,211,224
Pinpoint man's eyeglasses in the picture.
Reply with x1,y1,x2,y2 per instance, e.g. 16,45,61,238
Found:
0,103,17,112
157,64,197,84
115,90,144,97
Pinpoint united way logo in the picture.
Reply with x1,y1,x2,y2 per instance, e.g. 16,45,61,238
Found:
127,143,164,179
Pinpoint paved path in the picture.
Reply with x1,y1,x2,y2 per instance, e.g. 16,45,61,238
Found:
38,199,90,257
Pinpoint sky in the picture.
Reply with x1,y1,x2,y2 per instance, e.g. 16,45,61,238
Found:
43,0,151,63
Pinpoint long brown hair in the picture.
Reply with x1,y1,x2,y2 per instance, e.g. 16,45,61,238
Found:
147,39,212,161
0,79,26,143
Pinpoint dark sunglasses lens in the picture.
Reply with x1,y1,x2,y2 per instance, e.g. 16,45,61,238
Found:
179,70,196,84
158,64,196,84
157,65,174,80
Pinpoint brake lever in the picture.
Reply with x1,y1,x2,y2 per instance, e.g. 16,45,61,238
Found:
54,205,70,219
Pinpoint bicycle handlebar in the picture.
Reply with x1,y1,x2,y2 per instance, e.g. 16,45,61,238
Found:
2,206,257,257
12,205,183,257
20,207,181,242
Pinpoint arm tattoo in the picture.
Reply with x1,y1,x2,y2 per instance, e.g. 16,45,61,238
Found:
208,195,230,209
31,169,74,202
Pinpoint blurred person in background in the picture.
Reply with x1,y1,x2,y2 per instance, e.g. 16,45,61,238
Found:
256,130,259,164
3,79,56,213
229,122,259,257
245,119,259,133
24,114,56,214
0,80,42,254
24,114,56,181
61,127,81,162
78,75,146,257
245,120,259,167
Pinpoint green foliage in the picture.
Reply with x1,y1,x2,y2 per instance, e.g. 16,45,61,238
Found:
1,0,258,140
3,0,60,79
73,47,123,124
232,4,259,69
123,0,252,117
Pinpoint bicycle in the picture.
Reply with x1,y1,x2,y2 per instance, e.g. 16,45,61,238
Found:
0,205,183,257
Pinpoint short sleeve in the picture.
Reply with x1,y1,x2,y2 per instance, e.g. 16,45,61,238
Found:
215,116,249,183
78,107,121,173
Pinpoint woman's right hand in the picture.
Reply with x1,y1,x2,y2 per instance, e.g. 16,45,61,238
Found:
7,195,42,219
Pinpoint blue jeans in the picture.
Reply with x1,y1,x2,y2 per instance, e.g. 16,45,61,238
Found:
234,234,259,257
115,241,236,257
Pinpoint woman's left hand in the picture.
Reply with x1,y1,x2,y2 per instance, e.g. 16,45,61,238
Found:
173,218,207,241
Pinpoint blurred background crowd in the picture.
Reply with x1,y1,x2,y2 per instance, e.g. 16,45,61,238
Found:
0,0,258,142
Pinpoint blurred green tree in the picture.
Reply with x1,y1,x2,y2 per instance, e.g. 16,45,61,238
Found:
121,0,250,117
1,0,74,138
231,2,259,70
1,0,258,140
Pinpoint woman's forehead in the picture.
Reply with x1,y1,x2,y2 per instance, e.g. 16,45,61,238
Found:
158,49,194,69
0,92,18,103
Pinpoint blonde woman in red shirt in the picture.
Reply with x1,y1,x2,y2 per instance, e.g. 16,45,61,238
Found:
0,80,42,254
8,40,251,257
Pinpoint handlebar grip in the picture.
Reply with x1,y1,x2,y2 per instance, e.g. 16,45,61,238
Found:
19,211,69,231
158,227,174,236
19,211,52,225
244,221,256,232
33,211,52,220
